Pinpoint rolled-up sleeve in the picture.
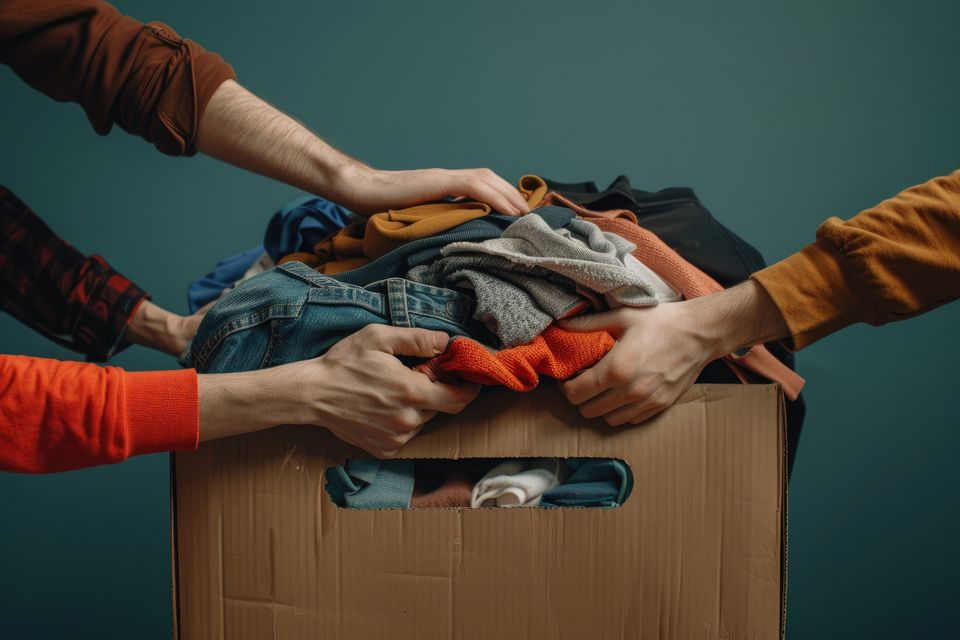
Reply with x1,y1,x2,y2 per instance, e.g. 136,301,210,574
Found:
753,170,960,350
0,0,236,155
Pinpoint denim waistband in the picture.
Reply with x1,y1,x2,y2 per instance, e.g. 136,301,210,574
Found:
276,261,475,326
184,261,479,371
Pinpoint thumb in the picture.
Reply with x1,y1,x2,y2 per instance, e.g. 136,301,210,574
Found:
557,309,627,334
370,326,450,357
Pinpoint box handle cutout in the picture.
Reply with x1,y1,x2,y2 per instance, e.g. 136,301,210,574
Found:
324,457,632,509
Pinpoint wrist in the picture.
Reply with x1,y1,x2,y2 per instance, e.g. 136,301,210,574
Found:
126,300,188,356
197,358,333,441
327,161,382,213
305,145,370,206
198,367,298,441
687,280,790,360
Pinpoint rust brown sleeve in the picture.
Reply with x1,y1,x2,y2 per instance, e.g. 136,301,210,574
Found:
752,170,960,350
0,0,236,155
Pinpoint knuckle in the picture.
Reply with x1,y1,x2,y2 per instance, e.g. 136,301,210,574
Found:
414,333,433,354
603,413,623,427
606,362,633,385
378,446,400,459
397,409,423,432
360,324,386,339
403,385,425,406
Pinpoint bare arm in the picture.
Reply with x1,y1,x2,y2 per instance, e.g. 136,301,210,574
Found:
561,170,960,425
196,80,529,216
198,325,479,457
559,280,787,426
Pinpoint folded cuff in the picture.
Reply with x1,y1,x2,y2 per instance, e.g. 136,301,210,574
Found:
71,255,150,362
751,239,871,351
123,368,200,456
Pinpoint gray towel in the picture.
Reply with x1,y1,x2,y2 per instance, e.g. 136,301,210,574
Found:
442,215,662,309
407,255,585,347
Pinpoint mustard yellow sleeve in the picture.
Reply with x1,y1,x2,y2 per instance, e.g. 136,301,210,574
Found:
752,170,960,350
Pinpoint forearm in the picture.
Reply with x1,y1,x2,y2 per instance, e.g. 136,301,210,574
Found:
0,0,235,156
0,187,148,361
0,355,197,473
686,279,791,360
196,79,367,207
197,363,315,442
125,300,193,356
752,170,960,350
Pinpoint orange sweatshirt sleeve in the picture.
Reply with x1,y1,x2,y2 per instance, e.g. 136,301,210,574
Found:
0,0,235,156
752,170,960,350
0,355,199,473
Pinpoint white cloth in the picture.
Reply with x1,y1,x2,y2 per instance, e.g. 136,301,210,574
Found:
470,459,565,508
623,254,682,302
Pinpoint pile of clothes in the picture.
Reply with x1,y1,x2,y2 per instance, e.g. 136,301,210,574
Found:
324,457,633,509
183,174,807,476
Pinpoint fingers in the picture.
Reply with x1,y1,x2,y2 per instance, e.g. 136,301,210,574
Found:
609,393,672,426
403,371,482,414
577,387,634,420
479,169,530,214
558,309,629,335
361,325,449,358
195,299,218,315
560,359,610,406
463,177,525,216
429,381,481,413
445,168,528,216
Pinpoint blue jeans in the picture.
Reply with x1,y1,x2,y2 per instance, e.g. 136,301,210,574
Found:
183,261,483,374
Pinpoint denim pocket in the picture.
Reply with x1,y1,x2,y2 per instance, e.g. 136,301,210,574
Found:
187,267,310,372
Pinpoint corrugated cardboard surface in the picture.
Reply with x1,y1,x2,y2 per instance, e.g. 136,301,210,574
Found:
172,383,785,639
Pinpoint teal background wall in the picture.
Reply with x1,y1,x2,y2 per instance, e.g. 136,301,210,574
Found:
2,0,959,637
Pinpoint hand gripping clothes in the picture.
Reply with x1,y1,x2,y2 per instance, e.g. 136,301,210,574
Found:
182,261,484,373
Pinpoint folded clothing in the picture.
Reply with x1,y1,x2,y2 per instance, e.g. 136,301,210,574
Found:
541,174,764,287
331,209,573,287
263,194,356,262
442,214,660,308
184,261,483,373
522,175,639,224
411,212,672,347
408,252,588,348
586,215,805,400
471,459,565,508
186,245,264,313
280,202,491,273
410,459,492,508
325,459,415,508
540,458,633,508
325,457,631,509
283,177,554,275
415,323,615,392
188,194,353,312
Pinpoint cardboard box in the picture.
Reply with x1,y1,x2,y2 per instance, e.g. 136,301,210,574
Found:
172,383,786,639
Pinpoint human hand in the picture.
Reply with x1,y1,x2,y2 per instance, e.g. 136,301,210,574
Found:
199,325,480,452
197,81,528,216
559,304,715,426
559,281,791,426
339,166,531,216
287,325,480,456
126,300,211,357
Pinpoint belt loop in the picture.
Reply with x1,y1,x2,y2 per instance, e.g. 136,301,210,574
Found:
387,279,411,327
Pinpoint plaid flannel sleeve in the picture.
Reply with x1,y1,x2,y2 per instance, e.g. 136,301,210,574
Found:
0,186,149,361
